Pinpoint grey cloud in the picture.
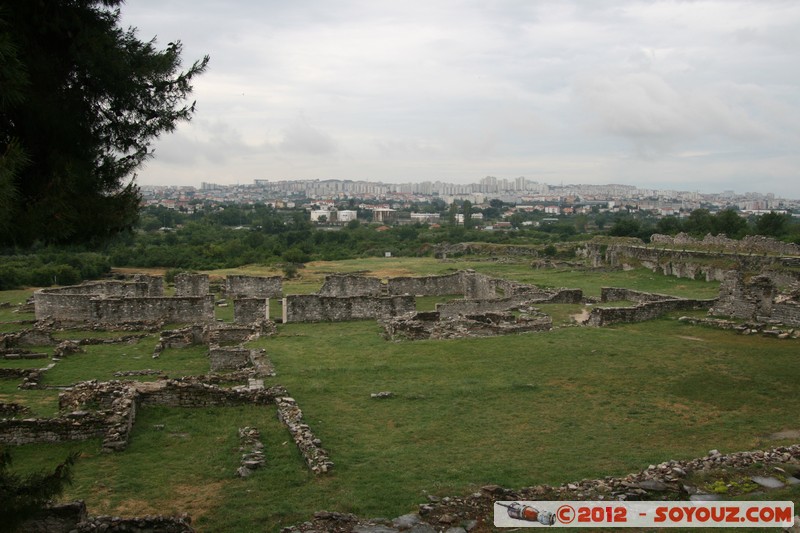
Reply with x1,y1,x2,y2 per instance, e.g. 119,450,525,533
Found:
279,117,337,155
575,71,770,157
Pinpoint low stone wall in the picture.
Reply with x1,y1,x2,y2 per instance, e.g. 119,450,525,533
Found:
584,298,716,327
538,288,584,304
0,401,31,417
135,380,286,408
0,411,109,445
208,346,252,372
318,274,383,297
210,324,261,345
0,328,56,348
383,311,552,341
174,273,209,297
283,295,415,323
276,396,333,474
233,298,269,324
387,272,464,296
225,275,282,298
600,287,679,303
436,297,527,318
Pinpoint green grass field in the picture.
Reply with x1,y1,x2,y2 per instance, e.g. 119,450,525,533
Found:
2,258,797,531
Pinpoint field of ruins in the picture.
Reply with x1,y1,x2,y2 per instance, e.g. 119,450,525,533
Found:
2,236,799,532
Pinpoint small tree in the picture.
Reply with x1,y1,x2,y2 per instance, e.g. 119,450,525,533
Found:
0,449,79,530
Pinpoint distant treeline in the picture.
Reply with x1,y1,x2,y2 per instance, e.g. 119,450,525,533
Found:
0,205,797,290
0,252,110,290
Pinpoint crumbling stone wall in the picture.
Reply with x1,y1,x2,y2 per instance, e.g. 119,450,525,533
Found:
210,324,262,345
436,297,528,318
135,380,285,408
225,275,282,298
318,274,382,297
33,281,151,322
584,298,716,327
709,271,794,324
387,272,464,296
383,311,552,340
651,232,800,256
35,281,212,324
462,272,497,299
283,295,415,323
233,298,269,324
89,295,215,324
276,396,333,474
132,274,164,296
581,236,799,283
208,347,252,372
174,273,209,297
600,287,680,303
0,328,56,348
0,411,109,445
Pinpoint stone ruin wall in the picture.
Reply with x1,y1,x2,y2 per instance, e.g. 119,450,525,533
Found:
130,274,164,296
318,274,383,297
585,293,716,327
383,311,552,341
0,412,109,446
433,242,540,258
225,275,282,298
584,287,717,327
208,346,252,372
710,271,800,326
771,300,800,326
283,295,415,323
581,235,800,285
134,380,284,409
34,281,152,321
34,279,215,324
462,272,497,299
436,296,529,318
89,295,215,324
651,232,800,256
387,272,465,296
174,273,209,297
233,298,269,324
601,287,680,303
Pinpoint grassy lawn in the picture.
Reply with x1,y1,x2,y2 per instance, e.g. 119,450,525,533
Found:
4,260,797,532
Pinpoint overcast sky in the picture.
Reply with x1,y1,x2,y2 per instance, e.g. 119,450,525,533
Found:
120,0,800,197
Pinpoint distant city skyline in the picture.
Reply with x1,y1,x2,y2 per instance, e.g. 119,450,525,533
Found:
122,1,800,198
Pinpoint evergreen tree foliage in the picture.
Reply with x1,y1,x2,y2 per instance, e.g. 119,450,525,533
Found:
0,448,79,530
0,0,208,246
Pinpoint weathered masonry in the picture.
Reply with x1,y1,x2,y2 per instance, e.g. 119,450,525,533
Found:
33,280,231,324
225,275,282,298
711,271,800,326
283,295,415,323
583,287,716,327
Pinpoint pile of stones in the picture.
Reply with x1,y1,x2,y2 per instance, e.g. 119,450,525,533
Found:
236,426,266,477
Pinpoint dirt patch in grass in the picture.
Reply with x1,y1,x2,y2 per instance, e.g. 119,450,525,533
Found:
676,335,706,341
368,267,416,279
571,308,591,323
114,480,227,520
766,428,800,440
